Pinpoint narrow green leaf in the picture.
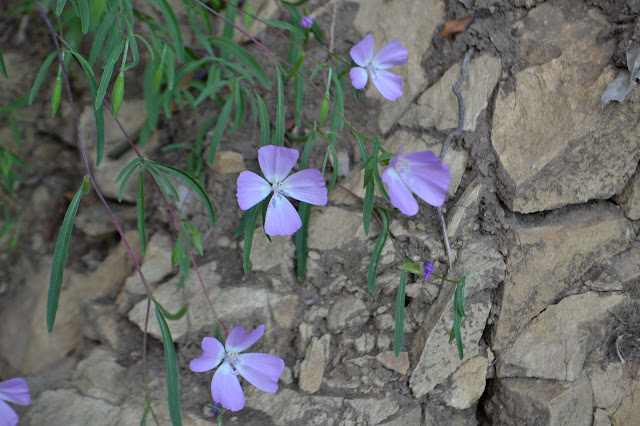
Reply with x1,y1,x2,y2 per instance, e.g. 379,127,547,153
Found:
55,0,68,15
0,47,7,79
186,222,203,256
137,169,147,256
155,0,184,62
244,1,252,29
230,83,245,135
293,72,304,128
255,93,270,147
154,304,183,426
154,298,188,320
76,0,90,33
327,142,339,195
115,158,141,202
51,76,62,117
275,65,284,146
310,21,324,43
242,204,261,273
47,180,85,332
367,209,389,294
295,202,311,280
209,37,270,88
300,130,315,169
150,161,216,229
95,39,125,110
286,53,305,80
320,96,329,125
263,19,304,40
207,95,234,165
89,8,116,65
29,51,57,104
194,79,230,105
394,271,406,357
363,178,374,236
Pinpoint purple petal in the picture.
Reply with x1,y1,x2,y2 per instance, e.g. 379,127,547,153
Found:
0,378,30,406
423,261,434,281
381,166,418,216
398,151,451,207
300,15,313,29
371,70,403,101
190,337,225,372
258,145,298,184
237,171,272,210
350,67,369,90
235,353,285,393
280,169,327,206
264,193,302,236
0,401,18,426
211,362,245,412
373,40,408,69
350,34,374,67
225,325,265,353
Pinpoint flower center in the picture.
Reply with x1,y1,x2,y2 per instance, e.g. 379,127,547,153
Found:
365,63,378,80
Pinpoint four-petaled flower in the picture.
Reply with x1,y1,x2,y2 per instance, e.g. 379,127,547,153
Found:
190,325,285,412
0,375,31,426
300,15,313,29
349,34,408,101
237,145,327,236
381,147,451,216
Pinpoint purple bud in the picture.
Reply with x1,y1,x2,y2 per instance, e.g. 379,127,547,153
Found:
423,261,434,281
300,15,313,29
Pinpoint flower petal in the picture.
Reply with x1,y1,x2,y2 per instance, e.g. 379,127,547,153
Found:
381,165,418,216
211,362,245,412
235,353,285,393
373,40,408,69
350,34,374,67
258,145,298,184
350,67,369,90
190,337,225,372
237,171,271,210
0,400,18,426
398,151,451,207
371,70,403,101
225,325,265,353
280,169,327,206
0,378,30,406
264,193,302,236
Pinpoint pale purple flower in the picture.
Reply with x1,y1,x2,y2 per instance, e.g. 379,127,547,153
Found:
300,15,313,29
423,261,434,281
349,34,408,101
237,145,327,236
0,376,31,426
381,147,451,216
190,325,285,412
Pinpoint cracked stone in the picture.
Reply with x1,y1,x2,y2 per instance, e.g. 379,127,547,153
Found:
299,334,331,393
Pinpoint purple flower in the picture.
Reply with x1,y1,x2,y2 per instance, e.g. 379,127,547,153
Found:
381,147,451,216
190,325,285,412
0,376,31,426
349,34,408,101
237,145,327,236
423,261,434,281
300,15,313,29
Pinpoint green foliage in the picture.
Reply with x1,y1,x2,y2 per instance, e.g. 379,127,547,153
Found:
449,275,469,360
154,303,183,426
394,271,406,357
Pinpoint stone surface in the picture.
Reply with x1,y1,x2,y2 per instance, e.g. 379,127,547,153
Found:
75,203,136,238
614,170,640,220
588,362,640,424
299,334,331,393
71,347,126,405
410,291,492,398
376,351,409,374
485,374,594,426
497,292,624,381
210,150,245,174
79,99,148,150
127,261,273,341
439,356,490,410
248,231,294,272
385,130,469,198
456,235,506,298
351,0,445,133
327,296,368,331
308,206,366,251
492,4,640,213
26,389,121,425
446,180,487,240
494,203,631,350
400,54,501,132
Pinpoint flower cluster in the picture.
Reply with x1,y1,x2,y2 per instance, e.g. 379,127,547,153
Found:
300,15,313,29
236,145,327,236
190,325,285,412
0,374,31,426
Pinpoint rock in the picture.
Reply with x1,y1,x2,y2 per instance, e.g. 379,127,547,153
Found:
497,292,624,381
345,397,400,424
79,302,122,349
299,334,331,393
588,362,640,424
485,373,593,425
71,347,126,405
327,296,368,331
446,180,487,239
127,261,272,341
123,232,174,295
400,54,501,132
230,0,279,43
0,52,40,120
308,206,366,251
210,150,245,174
385,130,469,198
328,168,367,205
614,170,640,220
376,351,409,375
75,203,136,238
410,291,492,398
379,403,422,426
270,294,300,328
492,4,640,213
355,333,375,354
329,149,350,178
245,389,350,424
438,356,490,410
351,0,445,133
248,231,294,272
493,203,631,350
79,99,147,150
26,389,121,425
456,236,506,298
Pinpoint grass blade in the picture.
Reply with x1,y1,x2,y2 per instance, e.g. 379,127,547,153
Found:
0,47,6,78
207,94,234,165
95,39,125,110
275,65,284,146
242,203,261,273
155,0,184,62
154,303,182,426
295,202,310,280
29,51,57,104
367,208,389,294
209,37,270,88
394,271,406,357
137,168,147,255
47,179,87,332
